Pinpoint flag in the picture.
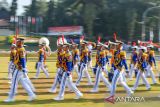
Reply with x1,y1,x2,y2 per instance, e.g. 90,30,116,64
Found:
98,36,101,43
32,17,36,25
132,42,136,46
62,35,65,44
113,33,117,41
12,28,19,44
14,16,18,23
10,16,15,22
28,17,32,23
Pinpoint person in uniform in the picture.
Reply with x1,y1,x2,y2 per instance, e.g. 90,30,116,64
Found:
106,41,133,99
72,43,80,78
132,46,151,91
49,43,64,93
146,45,157,84
54,43,83,101
90,43,111,92
4,38,36,102
129,46,138,80
76,41,93,86
34,43,49,78
87,42,96,69
8,44,17,80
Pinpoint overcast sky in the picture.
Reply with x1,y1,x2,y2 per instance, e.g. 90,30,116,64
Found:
4,0,31,15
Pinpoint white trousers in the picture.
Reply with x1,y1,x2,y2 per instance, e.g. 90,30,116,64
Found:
76,63,92,85
8,69,35,99
73,64,79,77
129,64,136,79
93,66,111,90
146,65,157,84
132,70,150,90
50,68,72,92
110,69,132,96
35,62,49,78
57,72,82,97
87,60,92,69
8,61,16,79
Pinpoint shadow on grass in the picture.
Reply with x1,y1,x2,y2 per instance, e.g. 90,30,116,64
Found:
0,98,104,105
0,97,160,105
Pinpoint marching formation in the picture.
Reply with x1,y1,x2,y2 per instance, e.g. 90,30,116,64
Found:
4,36,159,102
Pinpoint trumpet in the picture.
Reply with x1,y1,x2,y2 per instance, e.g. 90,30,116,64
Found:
138,40,160,48
98,42,108,48
137,40,150,44
108,40,118,45
80,39,96,45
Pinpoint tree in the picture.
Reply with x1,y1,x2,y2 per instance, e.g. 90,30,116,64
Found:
67,0,107,36
30,0,37,17
10,0,17,16
0,0,9,9
22,0,160,41
43,0,55,32
24,0,48,17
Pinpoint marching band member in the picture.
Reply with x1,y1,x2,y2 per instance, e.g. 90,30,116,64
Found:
54,43,83,101
87,42,96,69
49,43,64,93
146,45,157,84
104,45,110,75
76,41,93,86
132,46,151,91
109,41,117,71
34,43,49,78
92,44,101,75
129,46,138,80
72,43,80,77
90,43,111,92
106,41,133,98
4,38,36,102
8,44,17,80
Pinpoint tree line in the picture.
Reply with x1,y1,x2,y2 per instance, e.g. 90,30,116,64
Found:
4,0,160,41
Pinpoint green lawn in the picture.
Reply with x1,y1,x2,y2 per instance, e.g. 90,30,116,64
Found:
0,57,160,107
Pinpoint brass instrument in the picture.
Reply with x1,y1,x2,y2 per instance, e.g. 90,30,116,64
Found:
39,37,51,56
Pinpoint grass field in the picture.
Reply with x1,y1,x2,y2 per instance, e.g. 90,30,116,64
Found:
0,57,160,107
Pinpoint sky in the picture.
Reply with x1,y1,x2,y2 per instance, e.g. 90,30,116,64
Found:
5,0,32,15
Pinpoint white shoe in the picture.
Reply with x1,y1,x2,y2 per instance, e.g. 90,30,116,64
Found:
74,93,83,99
54,96,64,101
90,89,98,93
8,81,12,84
28,95,36,101
33,76,38,79
48,89,56,93
128,91,134,96
4,98,14,102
